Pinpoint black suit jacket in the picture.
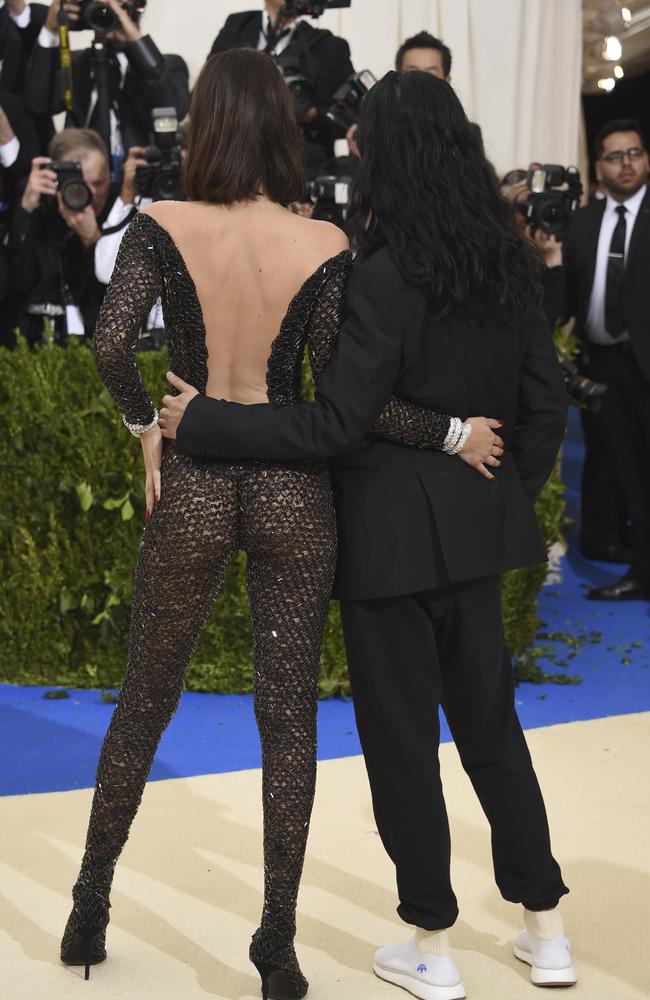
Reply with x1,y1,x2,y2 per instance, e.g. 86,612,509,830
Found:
209,11,353,176
563,188,650,382
175,248,567,600
24,37,189,152
0,3,48,93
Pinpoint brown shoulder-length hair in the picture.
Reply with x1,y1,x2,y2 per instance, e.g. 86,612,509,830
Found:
183,48,304,205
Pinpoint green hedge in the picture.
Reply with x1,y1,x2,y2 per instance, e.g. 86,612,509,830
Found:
0,339,564,695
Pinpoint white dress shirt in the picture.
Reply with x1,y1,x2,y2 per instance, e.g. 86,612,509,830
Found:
586,183,647,345
257,10,299,56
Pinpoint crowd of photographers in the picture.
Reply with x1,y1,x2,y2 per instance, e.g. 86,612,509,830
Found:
1,0,650,598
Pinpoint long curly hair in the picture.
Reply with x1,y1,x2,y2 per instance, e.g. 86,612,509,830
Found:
353,71,541,321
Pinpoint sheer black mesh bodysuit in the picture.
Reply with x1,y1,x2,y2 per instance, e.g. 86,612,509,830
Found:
61,211,452,988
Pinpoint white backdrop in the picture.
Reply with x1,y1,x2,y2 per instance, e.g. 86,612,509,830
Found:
59,0,583,176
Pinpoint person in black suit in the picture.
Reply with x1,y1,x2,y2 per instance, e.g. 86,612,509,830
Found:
0,1,48,95
160,72,573,996
563,119,650,600
24,0,188,173
208,0,354,179
7,127,120,346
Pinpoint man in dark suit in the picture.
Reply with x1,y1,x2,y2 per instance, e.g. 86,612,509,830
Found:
208,0,354,179
0,1,48,94
562,118,650,600
24,0,188,174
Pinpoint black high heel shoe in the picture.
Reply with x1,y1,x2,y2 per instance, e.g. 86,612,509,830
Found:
250,928,308,1000
60,897,109,981
61,925,106,980
251,958,308,1000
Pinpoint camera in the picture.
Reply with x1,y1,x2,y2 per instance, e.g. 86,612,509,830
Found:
279,0,350,18
68,0,146,34
310,172,354,230
560,359,608,414
40,161,92,211
327,70,376,131
283,72,318,121
135,108,183,202
519,164,582,239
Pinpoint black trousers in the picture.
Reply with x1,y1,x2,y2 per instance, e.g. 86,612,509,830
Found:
583,343,650,576
579,407,629,553
340,577,568,930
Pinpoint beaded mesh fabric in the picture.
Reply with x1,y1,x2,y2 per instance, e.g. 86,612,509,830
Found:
60,211,452,991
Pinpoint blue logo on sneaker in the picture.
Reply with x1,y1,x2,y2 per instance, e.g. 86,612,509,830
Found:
417,964,428,974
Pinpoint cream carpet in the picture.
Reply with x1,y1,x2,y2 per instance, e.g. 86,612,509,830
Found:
1,712,648,1000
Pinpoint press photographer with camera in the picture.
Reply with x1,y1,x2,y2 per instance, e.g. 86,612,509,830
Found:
561,119,650,600
25,0,188,175
7,126,121,346
209,1,354,179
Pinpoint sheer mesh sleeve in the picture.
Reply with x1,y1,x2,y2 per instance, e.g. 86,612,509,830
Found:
307,253,452,450
93,213,162,427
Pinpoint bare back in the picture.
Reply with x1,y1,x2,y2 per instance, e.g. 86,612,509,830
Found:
143,200,349,404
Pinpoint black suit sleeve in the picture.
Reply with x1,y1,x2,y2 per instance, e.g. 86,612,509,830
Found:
176,253,406,461
511,303,567,502
24,42,61,116
124,41,189,121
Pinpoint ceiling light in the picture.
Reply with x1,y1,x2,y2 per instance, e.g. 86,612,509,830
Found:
614,64,625,78
597,77,616,91
621,7,632,27
603,35,623,60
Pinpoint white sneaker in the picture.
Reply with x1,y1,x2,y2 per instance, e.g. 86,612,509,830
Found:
374,937,466,1000
514,929,577,987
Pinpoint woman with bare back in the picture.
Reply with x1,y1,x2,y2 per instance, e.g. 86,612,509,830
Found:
59,50,501,999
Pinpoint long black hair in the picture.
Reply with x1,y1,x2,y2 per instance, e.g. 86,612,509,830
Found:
353,71,541,321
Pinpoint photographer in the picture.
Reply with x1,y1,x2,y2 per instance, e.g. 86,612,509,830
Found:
500,168,565,329
562,119,650,599
24,0,188,174
7,127,120,346
209,0,354,179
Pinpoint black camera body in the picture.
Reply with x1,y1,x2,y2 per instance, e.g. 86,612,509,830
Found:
69,0,146,34
279,0,350,18
40,160,92,211
283,72,318,122
521,164,582,239
560,359,608,413
135,108,183,202
327,69,376,131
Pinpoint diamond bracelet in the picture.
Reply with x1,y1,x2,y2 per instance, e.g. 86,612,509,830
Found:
122,409,159,438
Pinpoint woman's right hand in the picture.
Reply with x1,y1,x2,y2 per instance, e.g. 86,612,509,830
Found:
457,417,505,481
140,424,163,520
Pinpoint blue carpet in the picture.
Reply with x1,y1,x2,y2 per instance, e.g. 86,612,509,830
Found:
1,409,648,797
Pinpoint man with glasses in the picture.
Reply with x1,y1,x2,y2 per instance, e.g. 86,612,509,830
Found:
563,118,650,600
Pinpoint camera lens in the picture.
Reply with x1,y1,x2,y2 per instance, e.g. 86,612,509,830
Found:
154,171,181,201
89,4,115,30
541,201,567,234
62,180,92,212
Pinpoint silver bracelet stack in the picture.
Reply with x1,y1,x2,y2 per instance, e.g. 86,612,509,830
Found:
443,417,472,455
122,409,159,438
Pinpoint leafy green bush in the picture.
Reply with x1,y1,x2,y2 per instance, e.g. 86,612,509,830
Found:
0,340,564,695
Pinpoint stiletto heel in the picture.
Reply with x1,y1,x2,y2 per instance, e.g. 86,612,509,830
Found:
62,926,104,979
252,959,307,1000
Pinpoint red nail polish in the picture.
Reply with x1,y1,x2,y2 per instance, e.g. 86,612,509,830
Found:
145,510,152,523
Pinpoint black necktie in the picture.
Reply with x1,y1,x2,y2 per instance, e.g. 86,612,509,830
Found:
264,21,291,54
604,204,627,339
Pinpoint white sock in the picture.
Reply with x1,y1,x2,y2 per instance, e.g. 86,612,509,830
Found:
524,907,565,940
415,927,451,956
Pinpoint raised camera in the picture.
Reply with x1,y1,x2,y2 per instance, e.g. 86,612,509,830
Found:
135,108,183,202
40,161,92,211
279,0,350,18
327,70,376,131
520,164,582,239
68,1,146,34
